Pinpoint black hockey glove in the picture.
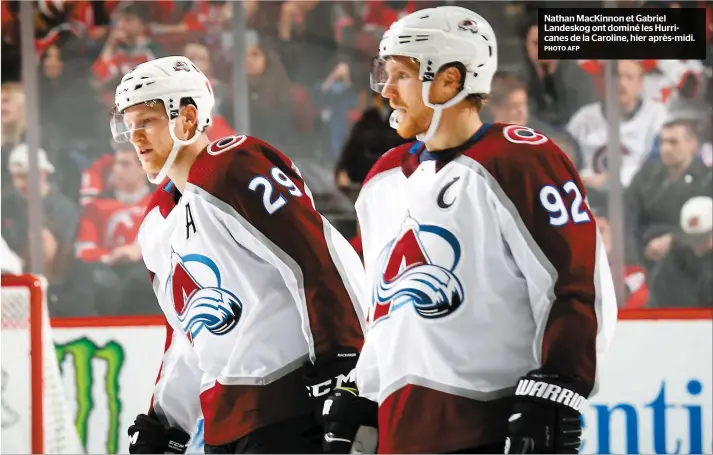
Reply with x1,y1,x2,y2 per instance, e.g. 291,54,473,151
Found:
302,349,360,420
505,372,585,454
128,411,190,454
322,387,378,454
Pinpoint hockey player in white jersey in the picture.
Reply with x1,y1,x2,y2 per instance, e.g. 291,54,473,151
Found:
110,56,367,454
320,6,618,454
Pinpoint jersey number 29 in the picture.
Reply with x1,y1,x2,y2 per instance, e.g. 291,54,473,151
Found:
248,167,303,215
540,181,591,226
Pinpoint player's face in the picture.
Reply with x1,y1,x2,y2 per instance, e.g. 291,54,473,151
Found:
381,57,433,139
122,103,173,175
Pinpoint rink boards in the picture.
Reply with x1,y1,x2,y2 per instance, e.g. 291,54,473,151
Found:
1,310,711,454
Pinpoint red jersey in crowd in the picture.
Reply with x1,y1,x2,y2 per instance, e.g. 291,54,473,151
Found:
80,120,235,205
76,191,152,262
624,265,648,309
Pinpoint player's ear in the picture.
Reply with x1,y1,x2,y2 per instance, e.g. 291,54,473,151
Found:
434,66,461,100
181,104,198,132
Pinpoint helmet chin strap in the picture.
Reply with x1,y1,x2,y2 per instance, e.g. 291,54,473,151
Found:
388,81,470,144
416,81,470,143
146,119,202,185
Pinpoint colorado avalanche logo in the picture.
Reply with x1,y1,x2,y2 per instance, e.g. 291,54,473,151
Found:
370,217,464,325
165,251,242,343
173,61,191,72
458,18,478,33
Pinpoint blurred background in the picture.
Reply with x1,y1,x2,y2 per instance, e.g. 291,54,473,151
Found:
1,0,712,317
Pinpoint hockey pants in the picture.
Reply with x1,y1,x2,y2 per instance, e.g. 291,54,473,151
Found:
203,415,322,454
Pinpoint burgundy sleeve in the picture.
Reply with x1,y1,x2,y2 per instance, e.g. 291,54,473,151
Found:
485,137,600,394
149,273,173,411
214,139,364,358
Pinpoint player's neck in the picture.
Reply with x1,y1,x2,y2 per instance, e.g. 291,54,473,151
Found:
423,106,483,152
168,135,211,193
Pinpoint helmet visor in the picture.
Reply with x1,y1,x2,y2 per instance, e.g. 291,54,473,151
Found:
370,56,391,93
370,55,422,94
110,104,168,143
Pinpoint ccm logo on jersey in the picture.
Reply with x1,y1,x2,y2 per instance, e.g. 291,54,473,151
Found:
514,378,586,412
306,368,357,398
168,440,188,452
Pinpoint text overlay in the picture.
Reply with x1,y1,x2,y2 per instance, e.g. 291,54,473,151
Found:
537,8,706,60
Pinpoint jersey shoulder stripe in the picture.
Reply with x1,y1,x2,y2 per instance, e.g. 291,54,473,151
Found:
362,141,419,188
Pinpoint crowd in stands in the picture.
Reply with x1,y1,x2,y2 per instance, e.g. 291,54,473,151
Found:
1,0,712,316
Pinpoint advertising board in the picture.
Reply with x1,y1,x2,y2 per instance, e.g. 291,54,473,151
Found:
41,310,713,454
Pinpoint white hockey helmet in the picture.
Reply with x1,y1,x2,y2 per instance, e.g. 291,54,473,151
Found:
370,6,497,142
111,56,215,184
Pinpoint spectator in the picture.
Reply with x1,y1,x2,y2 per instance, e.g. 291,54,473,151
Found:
517,13,597,128
75,145,151,265
39,43,107,188
245,30,294,151
92,2,162,89
183,40,232,122
485,71,557,135
548,132,582,172
151,0,235,71
80,111,236,206
1,82,26,194
74,144,155,315
588,193,649,309
1,144,79,283
567,60,669,191
149,0,228,33
80,152,116,206
647,196,713,308
625,119,712,270
334,92,406,197
1,235,23,274
579,59,710,113
274,1,362,156
643,60,709,111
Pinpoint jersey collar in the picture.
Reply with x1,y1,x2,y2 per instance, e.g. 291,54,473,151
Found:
401,122,492,177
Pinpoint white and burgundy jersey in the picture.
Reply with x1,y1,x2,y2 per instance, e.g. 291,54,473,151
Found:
354,123,617,453
566,99,668,187
137,135,366,446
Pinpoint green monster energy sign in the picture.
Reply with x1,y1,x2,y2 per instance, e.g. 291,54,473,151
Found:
55,338,125,454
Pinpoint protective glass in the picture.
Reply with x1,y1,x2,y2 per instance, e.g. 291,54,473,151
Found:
110,104,168,143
